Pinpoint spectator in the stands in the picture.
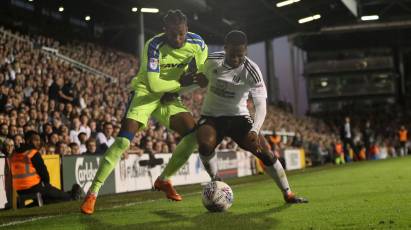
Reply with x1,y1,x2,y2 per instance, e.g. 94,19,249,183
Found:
153,141,163,154
96,122,115,153
89,120,97,138
1,138,14,157
291,131,303,148
69,117,85,145
0,123,9,145
69,142,81,155
80,114,91,138
84,138,98,155
13,134,24,149
56,141,71,156
78,132,88,154
48,133,60,146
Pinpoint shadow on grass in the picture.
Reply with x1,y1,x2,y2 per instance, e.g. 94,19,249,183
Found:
79,204,291,230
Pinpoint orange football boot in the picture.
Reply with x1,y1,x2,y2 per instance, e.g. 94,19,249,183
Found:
284,191,308,204
80,193,97,215
154,178,182,201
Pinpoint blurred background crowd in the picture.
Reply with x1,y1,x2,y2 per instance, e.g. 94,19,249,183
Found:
0,27,409,166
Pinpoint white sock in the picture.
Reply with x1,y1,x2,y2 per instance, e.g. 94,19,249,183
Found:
265,160,291,194
200,152,218,180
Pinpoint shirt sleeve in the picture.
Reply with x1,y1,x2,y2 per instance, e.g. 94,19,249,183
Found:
145,38,181,93
31,152,50,185
250,96,267,134
203,59,213,80
247,60,267,133
248,64,267,99
195,42,208,73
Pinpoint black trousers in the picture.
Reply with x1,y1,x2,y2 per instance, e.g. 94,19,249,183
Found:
18,183,71,204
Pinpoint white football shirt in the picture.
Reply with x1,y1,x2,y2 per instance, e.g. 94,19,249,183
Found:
201,51,267,117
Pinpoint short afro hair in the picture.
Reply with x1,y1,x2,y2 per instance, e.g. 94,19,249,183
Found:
24,130,39,143
163,9,187,26
224,30,248,46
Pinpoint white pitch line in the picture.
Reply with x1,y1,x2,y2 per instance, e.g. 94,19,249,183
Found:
0,193,189,227
0,182,254,227
0,215,57,228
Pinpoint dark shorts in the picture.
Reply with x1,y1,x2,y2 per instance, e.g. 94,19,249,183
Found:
198,115,253,144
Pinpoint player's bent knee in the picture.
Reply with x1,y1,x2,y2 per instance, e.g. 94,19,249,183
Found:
255,151,277,166
198,143,215,157
118,130,135,142
116,137,131,150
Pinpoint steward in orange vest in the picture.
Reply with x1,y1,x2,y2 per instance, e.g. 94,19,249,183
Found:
10,131,81,205
399,126,408,143
11,148,42,191
11,131,50,192
398,125,408,156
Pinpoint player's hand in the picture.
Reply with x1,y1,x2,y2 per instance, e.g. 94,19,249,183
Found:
193,73,208,88
179,72,195,87
160,92,179,104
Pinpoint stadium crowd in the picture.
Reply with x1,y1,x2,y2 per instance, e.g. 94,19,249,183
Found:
0,26,409,167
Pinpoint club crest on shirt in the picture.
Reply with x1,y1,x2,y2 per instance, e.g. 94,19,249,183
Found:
149,58,159,70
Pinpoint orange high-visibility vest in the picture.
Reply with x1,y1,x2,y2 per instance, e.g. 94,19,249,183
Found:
270,135,281,145
10,149,41,191
399,130,408,142
335,143,343,155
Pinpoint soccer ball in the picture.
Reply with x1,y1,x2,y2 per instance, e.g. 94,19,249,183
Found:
202,181,234,212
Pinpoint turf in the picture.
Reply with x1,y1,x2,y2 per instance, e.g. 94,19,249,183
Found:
1,156,411,230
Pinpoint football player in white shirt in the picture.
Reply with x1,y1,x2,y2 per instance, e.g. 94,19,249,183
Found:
197,30,307,204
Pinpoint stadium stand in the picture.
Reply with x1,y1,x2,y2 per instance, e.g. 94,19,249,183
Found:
0,26,409,167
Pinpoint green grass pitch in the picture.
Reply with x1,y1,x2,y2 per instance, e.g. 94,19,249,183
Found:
1,156,411,229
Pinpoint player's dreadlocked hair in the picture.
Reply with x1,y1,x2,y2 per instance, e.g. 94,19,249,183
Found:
163,9,187,26
224,30,248,46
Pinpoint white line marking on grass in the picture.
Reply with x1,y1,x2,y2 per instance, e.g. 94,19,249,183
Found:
105,191,202,211
0,215,57,228
0,182,256,227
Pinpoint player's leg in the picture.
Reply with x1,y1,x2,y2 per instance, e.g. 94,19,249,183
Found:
159,111,197,179
89,118,139,193
152,100,197,201
229,117,307,204
196,117,221,180
81,118,140,214
81,91,155,214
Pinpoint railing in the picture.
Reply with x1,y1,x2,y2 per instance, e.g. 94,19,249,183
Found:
0,27,116,83
41,46,117,83
0,27,33,48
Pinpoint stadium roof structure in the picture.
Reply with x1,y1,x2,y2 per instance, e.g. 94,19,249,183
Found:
3,0,411,51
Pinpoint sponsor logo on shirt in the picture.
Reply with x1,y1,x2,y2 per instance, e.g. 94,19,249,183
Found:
160,63,188,69
210,80,235,98
149,58,159,70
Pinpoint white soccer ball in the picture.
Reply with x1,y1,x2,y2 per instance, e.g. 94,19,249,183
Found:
202,181,234,212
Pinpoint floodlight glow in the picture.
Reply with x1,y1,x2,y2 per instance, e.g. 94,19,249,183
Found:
361,15,379,21
85,16,91,21
313,14,321,20
141,8,159,13
298,14,321,24
58,7,64,12
276,0,300,8
131,7,138,12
